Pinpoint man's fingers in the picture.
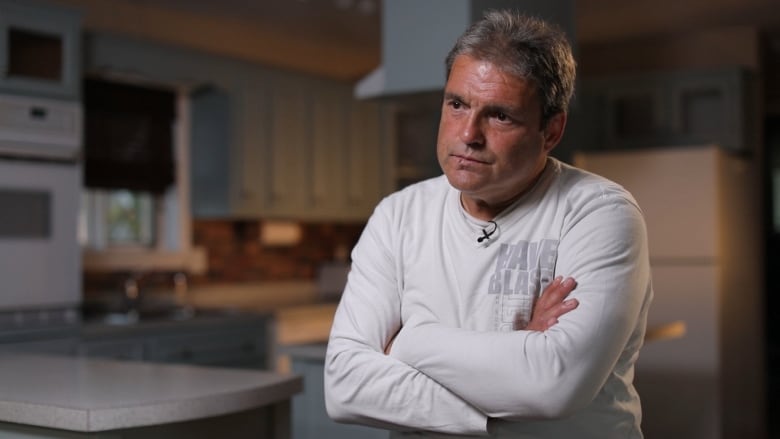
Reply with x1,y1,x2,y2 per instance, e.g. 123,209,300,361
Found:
538,276,576,307
524,276,578,331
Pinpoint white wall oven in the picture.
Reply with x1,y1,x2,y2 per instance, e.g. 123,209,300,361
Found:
0,94,82,312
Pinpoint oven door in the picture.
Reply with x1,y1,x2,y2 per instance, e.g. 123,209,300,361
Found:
0,160,81,310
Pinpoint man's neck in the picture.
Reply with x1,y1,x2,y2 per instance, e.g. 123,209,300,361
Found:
459,161,550,221
460,194,517,221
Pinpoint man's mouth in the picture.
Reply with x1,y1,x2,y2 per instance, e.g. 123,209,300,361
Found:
452,154,489,165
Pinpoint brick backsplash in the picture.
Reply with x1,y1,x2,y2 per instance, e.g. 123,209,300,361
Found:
82,220,365,295
192,220,365,283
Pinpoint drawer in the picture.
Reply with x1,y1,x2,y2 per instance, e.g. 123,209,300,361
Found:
146,330,266,367
78,338,145,361
0,337,78,355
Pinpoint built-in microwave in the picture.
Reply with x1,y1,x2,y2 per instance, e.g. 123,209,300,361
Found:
0,94,82,312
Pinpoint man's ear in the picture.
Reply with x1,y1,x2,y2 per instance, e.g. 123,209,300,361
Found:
542,112,567,153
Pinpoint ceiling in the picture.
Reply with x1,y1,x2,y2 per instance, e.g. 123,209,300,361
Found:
51,0,780,80
131,0,382,50
139,0,780,45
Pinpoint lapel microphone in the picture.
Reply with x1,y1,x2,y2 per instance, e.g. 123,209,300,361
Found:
477,221,498,243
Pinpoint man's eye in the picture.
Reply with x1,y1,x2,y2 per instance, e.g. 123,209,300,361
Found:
449,100,462,109
491,112,510,122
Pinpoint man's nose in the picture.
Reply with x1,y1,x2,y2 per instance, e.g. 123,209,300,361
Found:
459,114,485,147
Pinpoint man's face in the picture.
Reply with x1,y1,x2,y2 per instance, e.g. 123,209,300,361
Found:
437,55,565,213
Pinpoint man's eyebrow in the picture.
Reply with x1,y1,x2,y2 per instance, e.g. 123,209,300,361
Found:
483,103,522,116
443,92,523,116
443,92,463,102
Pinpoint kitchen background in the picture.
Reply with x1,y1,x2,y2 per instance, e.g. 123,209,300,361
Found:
1,0,779,438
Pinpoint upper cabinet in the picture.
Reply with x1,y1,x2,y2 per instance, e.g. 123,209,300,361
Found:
579,68,756,153
0,0,82,100
191,69,393,221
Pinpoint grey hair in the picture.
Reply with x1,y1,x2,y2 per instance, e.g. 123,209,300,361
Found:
445,10,576,127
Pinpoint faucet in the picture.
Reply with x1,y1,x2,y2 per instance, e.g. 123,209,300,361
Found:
123,277,140,302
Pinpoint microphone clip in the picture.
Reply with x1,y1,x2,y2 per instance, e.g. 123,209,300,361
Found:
477,221,498,243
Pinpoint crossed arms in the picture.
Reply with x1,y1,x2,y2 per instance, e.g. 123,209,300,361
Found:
324,197,650,435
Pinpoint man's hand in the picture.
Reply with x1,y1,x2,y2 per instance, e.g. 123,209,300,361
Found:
522,276,578,331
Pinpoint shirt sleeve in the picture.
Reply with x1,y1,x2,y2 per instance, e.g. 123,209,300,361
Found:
323,199,489,435
389,194,652,420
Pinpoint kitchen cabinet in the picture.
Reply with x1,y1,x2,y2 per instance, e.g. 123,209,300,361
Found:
79,313,271,369
0,337,79,355
286,344,387,439
193,72,392,221
392,93,443,188
146,327,266,368
579,67,755,153
0,321,81,356
78,337,145,361
0,313,271,369
0,0,82,99
190,85,233,217
258,75,389,221
265,74,311,216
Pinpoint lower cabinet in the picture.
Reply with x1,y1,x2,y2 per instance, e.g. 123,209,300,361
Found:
146,329,266,368
78,337,145,361
0,314,271,370
0,337,80,356
287,344,388,439
79,316,271,369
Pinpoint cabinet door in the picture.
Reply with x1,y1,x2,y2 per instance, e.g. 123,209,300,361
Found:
0,0,82,99
190,86,232,217
234,74,272,216
78,338,145,361
292,356,388,439
266,76,311,216
670,69,750,153
344,98,387,219
579,68,751,153
147,329,266,368
0,337,79,355
310,83,349,214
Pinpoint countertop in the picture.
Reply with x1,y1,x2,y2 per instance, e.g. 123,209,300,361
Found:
0,353,302,432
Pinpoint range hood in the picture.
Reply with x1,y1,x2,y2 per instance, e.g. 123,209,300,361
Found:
355,0,575,99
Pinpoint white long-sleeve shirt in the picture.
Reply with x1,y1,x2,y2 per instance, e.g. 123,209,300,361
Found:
325,158,653,438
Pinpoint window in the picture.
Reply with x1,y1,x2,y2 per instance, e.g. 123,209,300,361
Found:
80,189,155,248
80,79,206,273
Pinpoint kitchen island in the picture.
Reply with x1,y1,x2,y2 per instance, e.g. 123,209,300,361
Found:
0,353,302,438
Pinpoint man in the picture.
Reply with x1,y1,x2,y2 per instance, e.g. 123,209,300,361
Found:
325,10,652,438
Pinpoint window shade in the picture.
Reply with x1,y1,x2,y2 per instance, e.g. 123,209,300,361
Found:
84,78,176,194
